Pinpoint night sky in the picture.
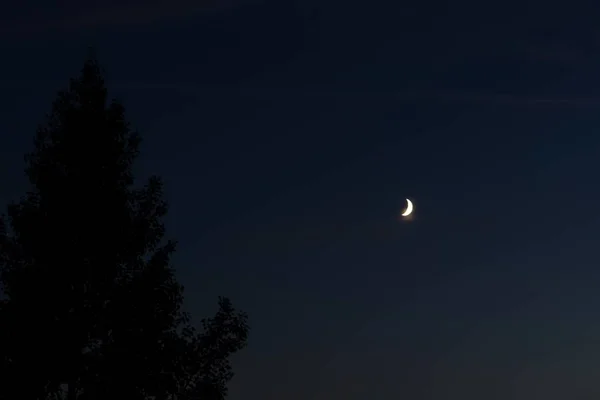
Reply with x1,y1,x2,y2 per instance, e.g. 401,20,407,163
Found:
3,1,600,399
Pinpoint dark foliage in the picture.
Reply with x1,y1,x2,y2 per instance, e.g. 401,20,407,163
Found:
0,56,249,400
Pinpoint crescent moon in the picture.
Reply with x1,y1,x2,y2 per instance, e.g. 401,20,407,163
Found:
401,199,413,217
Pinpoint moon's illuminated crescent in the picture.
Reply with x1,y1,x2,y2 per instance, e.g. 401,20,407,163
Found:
401,199,413,217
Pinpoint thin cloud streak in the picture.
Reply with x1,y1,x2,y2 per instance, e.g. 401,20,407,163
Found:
3,78,600,109
130,85,600,108
102,83,600,108
0,0,243,35
417,90,600,108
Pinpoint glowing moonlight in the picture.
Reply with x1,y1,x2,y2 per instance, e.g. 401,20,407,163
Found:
401,198,414,217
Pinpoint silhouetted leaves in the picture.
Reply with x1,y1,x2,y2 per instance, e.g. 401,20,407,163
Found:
0,56,248,400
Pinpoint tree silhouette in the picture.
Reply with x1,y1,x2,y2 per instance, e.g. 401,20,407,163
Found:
0,55,248,400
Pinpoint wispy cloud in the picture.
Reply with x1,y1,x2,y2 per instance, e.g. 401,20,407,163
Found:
3,77,600,110
98,83,600,109
0,0,245,35
408,90,600,108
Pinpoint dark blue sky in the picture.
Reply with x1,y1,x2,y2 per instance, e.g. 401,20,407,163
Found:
3,1,600,399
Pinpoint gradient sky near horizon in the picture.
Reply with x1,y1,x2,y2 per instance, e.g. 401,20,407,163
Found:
3,1,600,399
